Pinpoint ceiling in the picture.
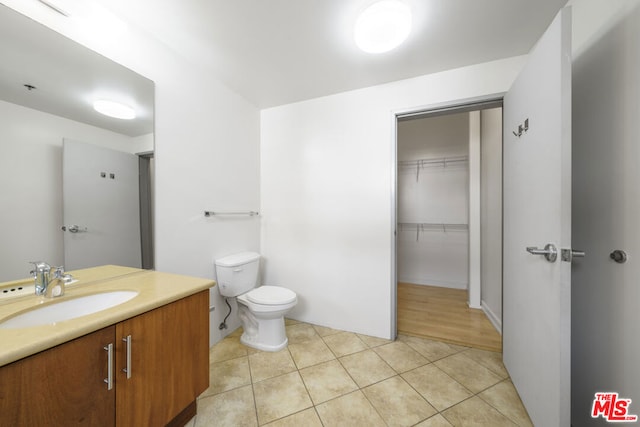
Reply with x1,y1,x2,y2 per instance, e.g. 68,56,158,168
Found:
94,0,569,109
0,3,154,137
0,0,569,134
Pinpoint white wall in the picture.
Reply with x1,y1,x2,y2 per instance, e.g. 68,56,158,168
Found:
0,100,136,282
480,108,503,332
397,113,469,289
570,0,640,424
261,56,525,339
154,74,260,341
2,1,261,345
132,133,154,154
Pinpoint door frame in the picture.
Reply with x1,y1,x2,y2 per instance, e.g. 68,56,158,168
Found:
137,151,154,270
390,94,504,338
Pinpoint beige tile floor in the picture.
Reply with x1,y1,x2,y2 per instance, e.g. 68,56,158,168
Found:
185,320,532,426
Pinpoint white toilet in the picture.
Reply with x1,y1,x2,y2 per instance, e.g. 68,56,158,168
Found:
215,252,297,351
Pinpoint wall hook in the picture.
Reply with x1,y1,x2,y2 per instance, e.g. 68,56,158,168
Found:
513,124,523,137
512,118,530,138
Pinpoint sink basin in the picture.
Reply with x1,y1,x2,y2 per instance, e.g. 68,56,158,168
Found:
0,291,138,329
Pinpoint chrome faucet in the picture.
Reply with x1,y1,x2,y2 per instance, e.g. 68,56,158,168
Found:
29,262,72,298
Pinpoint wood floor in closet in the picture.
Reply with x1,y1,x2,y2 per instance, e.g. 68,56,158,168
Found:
397,282,502,352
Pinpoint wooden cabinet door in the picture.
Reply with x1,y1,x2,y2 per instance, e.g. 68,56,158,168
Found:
115,290,209,427
0,326,116,426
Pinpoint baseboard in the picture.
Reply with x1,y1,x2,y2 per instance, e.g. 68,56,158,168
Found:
481,300,502,335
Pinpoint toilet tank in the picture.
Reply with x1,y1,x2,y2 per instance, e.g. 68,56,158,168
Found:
215,252,261,297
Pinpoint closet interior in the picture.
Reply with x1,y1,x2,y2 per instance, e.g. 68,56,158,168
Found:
396,108,503,352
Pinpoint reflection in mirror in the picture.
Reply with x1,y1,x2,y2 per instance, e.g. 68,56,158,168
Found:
0,5,154,282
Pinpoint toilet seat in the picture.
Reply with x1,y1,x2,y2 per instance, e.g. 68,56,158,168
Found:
246,286,296,305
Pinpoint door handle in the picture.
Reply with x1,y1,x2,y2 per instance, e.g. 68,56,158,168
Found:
561,248,586,263
103,343,113,390
526,243,557,262
61,225,88,233
122,335,132,379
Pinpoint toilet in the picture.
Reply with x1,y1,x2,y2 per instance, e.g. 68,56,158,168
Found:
215,252,297,351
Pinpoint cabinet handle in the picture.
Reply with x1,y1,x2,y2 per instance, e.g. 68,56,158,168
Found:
122,335,132,379
103,343,113,390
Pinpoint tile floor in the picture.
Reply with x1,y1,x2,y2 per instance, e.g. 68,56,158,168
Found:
185,320,532,426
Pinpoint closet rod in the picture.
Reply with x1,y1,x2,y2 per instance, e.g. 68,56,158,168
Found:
398,155,468,168
398,155,468,181
398,223,468,231
204,211,259,217
398,222,468,241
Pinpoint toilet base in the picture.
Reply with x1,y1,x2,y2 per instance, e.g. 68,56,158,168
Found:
237,305,290,352
240,331,288,352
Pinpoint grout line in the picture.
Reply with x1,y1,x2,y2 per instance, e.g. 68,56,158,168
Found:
246,353,261,426
205,321,529,426
474,378,531,426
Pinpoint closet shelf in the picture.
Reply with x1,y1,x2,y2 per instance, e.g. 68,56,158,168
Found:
398,222,468,241
398,155,468,181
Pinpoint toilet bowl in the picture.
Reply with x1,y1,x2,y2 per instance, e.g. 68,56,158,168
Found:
215,252,297,352
236,286,297,351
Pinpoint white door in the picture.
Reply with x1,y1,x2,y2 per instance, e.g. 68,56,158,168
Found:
503,7,572,426
62,139,141,271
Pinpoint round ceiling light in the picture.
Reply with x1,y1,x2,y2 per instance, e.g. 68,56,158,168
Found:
354,0,412,54
93,99,136,120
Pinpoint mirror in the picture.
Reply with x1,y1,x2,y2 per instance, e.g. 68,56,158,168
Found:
0,4,154,282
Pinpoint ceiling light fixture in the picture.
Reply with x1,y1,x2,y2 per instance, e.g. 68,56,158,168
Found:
93,100,136,120
354,0,412,54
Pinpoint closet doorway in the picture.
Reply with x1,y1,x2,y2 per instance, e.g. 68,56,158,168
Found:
395,102,502,352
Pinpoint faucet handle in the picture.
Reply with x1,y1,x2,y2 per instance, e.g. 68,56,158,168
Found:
29,261,50,278
54,266,75,284
52,266,65,278
29,261,51,273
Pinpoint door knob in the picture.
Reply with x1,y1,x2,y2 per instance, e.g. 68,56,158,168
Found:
610,250,627,264
526,243,558,262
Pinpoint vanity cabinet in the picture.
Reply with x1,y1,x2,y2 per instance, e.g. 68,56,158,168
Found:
115,290,209,426
0,325,116,426
0,290,209,427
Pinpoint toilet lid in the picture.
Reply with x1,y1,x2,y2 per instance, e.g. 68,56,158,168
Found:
246,286,296,305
